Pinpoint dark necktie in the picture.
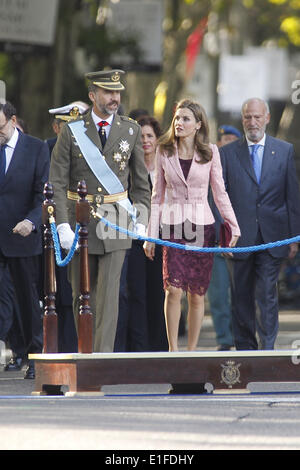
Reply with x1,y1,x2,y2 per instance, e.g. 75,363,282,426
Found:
250,144,262,183
98,121,109,148
0,144,7,185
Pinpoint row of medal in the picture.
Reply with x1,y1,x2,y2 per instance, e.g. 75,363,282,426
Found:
113,139,131,171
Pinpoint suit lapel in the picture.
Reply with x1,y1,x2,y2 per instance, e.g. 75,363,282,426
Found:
83,111,102,148
103,114,123,154
259,135,276,185
237,138,258,184
3,131,27,185
169,148,187,185
186,152,199,184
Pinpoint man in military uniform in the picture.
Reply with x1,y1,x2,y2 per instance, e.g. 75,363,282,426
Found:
46,101,89,155
46,102,89,353
49,69,151,352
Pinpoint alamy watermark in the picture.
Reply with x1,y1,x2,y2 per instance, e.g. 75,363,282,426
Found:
0,80,5,104
291,340,300,365
95,202,206,247
291,80,300,104
0,340,11,365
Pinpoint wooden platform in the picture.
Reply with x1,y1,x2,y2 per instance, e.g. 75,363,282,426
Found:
29,349,300,396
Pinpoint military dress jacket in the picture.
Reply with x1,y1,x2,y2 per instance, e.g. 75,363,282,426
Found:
49,109,151,254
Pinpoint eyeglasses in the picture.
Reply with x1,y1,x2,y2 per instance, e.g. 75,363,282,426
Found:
0,119,10,132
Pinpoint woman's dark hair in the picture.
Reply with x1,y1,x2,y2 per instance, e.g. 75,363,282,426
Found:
157,99,212,164
129,108,149,120
138,116,162,139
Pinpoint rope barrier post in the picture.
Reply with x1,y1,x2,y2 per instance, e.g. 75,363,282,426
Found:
42,182,58,353
76,180,93,353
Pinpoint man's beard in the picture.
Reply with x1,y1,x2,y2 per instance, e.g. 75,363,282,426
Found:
246,127,265,142
103,102,119,116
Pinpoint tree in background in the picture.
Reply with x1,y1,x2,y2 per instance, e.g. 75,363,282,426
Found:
0,0,299,139
0,0,142,138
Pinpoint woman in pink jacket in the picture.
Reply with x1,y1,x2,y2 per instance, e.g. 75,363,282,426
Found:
144,99,240,352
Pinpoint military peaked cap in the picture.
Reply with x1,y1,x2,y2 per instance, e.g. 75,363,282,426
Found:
85,69,125,91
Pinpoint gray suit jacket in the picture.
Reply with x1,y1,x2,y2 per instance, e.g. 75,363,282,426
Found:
220,135,300,259
49,110,150,255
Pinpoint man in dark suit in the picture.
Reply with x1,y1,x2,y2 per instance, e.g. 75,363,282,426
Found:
0,101,49,377
208,125,241,351
220,97,300,350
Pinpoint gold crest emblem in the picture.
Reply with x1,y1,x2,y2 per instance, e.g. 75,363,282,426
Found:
220,361,241,388
70,106,79,118
111,72,120,82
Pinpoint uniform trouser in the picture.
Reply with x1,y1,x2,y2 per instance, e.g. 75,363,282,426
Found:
69,249,127,352
228,250,282,350
114,242,168,353
114,250,130,352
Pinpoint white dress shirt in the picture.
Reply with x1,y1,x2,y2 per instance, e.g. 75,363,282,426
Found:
4,126,19,172
91,110,114,140
246,133,266,169
3,127,35,230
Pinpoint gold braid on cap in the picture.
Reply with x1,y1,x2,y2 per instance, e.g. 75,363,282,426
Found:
55,106,80,122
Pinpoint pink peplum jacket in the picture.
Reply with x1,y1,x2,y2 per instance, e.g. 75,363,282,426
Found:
147,143,241,241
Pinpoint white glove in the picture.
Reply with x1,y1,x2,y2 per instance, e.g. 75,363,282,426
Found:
57,223,77,251
134,223,146,237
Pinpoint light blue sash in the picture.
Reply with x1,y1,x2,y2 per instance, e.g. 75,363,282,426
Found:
68,120,136,221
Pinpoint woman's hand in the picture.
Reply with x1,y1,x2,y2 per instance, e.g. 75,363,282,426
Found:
143,241,156,260
288,242,298,259
223,235,239,258
229,235,239,248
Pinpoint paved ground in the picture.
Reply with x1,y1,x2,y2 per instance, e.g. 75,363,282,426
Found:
1,310,300,451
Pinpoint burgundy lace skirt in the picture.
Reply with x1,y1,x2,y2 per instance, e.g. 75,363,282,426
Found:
162,223,215,296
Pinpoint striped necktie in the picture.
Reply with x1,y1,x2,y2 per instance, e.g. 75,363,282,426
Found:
98,121,109,148
250,144,262,183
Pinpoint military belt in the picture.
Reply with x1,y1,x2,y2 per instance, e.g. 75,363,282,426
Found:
67,189,128,205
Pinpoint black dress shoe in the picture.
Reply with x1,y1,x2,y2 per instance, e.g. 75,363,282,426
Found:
24,361,35,379
4,357,26,371
217,344,233,351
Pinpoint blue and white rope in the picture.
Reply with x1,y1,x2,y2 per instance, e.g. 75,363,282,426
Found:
50,222,80,267
98,216,300,253
49,216,300,267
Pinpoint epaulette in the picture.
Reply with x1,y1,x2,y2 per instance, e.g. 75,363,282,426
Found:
120,115,139,126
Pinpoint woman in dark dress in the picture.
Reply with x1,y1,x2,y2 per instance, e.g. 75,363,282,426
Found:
138,117,168,351
144,99,240,352
115,117,168,352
